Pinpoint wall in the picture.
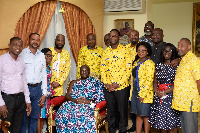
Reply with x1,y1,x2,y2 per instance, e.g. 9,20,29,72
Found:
152,2,193,47
0,0,104,49
103,0,153,48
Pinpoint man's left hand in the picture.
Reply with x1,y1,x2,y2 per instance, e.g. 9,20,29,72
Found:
38,95,46,107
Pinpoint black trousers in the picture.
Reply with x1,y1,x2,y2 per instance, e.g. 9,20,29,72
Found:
104,86,130,133
0,92,26,133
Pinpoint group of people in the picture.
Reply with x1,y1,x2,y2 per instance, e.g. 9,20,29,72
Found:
0,33,71,133
0,20,200,133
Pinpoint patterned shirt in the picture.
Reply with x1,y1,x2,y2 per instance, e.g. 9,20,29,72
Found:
172,51,200,112
50,47,71,96
139,35,154,46
126,43,137,99
76,46,103,79
101,44,132,91
125,43,137,62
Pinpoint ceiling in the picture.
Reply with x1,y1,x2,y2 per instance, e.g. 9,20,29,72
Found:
152,0,200,4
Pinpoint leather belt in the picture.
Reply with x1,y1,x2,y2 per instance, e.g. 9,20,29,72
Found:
1,92,24,98
27,82,42,87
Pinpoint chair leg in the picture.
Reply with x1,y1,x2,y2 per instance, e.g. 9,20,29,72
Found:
105,122,109,133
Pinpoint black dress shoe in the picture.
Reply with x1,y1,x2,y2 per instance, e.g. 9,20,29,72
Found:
126,126,136,132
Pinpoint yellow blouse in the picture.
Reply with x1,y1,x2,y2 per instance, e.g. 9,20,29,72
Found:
76,46,103,79
101,44,132,91
132,59,155,103
172,51,200,112
50,47,71,96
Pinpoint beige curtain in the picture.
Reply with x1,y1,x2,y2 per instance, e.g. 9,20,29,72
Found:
14,1,57,48
61,2,95,64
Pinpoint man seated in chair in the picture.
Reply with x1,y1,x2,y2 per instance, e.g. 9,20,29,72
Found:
55,65,105,133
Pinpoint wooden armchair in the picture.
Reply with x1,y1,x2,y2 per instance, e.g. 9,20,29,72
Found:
48,96,108,133
0,118,11,133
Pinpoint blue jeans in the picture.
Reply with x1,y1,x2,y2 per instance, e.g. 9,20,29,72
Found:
21,83,42,133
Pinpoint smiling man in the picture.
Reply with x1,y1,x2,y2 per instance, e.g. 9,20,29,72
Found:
19,33,47,133
172,38,200,133
139,21,154,46
101,29,132,133
76,33,103,79
0,37,31,133
49,34,71,97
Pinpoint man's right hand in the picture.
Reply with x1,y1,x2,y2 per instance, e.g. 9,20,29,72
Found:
0,105,8,118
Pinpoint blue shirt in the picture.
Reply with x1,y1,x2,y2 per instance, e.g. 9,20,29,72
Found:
19,47,47,95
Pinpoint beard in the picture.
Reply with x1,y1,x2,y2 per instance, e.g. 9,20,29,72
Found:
55,43,64,49
130,39,138,45
144,31,151,36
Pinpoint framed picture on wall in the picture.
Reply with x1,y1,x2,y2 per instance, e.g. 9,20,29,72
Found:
192,2,200,57
114,19,134,45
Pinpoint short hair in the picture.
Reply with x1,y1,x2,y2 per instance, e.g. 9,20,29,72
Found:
110,29,120,36
160,43,179,64
133,42,152,64
153,28,163,34
10,37,22,44
87,33,96,40
41,48,52,55
80,65,90,72
180,38,191,45
29,33,40,39
146,21,154,29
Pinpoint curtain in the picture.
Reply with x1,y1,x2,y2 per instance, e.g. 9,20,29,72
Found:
0,48,9,55
61,2,95,64
39,1,77,95
14,1,57,48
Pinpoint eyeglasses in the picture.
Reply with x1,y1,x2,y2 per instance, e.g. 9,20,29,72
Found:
163,50,172,53
137,50,147,53
145,25,152,28
46,54,52,57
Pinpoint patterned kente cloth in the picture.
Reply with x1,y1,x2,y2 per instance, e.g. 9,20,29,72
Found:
55,77,105,133
40,65,55,118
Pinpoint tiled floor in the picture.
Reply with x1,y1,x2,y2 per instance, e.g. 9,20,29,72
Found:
100,112,200,133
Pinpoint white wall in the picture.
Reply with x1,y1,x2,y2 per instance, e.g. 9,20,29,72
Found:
152,2,193,47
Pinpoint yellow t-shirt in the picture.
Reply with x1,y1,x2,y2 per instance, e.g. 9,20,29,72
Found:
172,51,200,112
76,45,103,79
50,47,71,96
101,44,132,91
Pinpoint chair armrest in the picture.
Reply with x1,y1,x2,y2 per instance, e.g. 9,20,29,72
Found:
50,96,66,106
95,100,106,110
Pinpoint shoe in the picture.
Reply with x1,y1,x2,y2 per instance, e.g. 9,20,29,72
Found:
126,126,136,132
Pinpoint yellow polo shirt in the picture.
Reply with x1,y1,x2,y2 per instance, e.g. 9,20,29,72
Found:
172,51,200,112
101,44,132,91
